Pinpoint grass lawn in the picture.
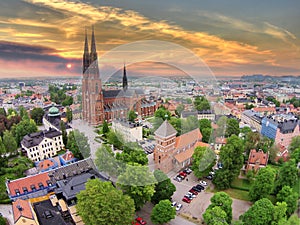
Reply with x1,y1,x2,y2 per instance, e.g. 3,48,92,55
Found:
231,178,251,191
220,188,251,201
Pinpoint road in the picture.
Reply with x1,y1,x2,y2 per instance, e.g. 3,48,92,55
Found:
0,204,13,225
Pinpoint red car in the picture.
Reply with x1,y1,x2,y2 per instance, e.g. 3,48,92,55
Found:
182,197,191,203
189,189,198,195
179,171,187,178
136,217,147,225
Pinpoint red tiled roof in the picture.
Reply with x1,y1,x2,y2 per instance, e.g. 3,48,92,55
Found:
38,159,55,170
174,142,209,163
248,149,268,166
175,128,202,150
252,107,276,112
12,199,34,223
62,151,75,161
7,172,50,196
215,137,227,144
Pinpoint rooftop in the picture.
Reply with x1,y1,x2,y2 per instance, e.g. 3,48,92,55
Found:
154,120,177,138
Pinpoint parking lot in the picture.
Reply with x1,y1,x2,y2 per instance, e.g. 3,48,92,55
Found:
169,170,251,221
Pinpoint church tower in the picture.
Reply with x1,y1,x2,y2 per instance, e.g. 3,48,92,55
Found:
153,120,177,173
82,26,104,125
122,64,128,91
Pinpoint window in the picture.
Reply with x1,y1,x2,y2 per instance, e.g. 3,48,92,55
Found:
15,189,20,195
31,185,36,191
22,187,28,194
38,182,44,189
46,180,52,186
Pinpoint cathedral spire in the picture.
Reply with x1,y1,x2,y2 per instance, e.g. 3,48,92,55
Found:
83,27,90,74
90,25,98,63
123,63,128,91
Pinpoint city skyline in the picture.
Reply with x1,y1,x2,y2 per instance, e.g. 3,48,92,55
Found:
0,0,299,78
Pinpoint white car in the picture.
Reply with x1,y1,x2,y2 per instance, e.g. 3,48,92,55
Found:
199,180,208,186
171,201,177,207
176,203,182,211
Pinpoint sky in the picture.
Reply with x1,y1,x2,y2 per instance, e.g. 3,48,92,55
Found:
0,0,299,78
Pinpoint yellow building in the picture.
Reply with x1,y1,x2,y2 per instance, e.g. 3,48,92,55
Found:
12,199,39,225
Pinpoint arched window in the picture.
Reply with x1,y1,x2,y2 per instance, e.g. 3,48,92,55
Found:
95,83,98,93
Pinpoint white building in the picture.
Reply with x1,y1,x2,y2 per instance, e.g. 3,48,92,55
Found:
21,128,64,162
111,119,143,143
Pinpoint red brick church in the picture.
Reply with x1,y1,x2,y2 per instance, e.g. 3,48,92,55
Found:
82,27,157,125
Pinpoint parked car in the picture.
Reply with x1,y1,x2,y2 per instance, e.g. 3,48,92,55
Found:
173,176,182,182
184,168,192,174
182,197,191,203
176,203,183,211
179,171,187,178
196,184,205,190
192,186,202,192
206,175,213,180
187,192,197,198
171,201,177,207
209,171,215,176
199,180,207,186
189,189,199,195
136,217,147,225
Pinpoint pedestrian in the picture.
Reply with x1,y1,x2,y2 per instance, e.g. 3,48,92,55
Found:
186,178,188,182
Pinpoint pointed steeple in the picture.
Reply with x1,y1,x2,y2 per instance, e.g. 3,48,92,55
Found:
83,27,90,74
90,25,98,63
122,63,128,91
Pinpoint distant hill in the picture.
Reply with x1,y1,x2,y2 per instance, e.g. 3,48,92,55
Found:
241,74,300,82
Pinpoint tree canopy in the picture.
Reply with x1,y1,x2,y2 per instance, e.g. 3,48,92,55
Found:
203,206,229,225
191,146,215,178
213,135,244,189
128,110,137,122
249,167,276,202
151,170,176,204
276,185,298,217
117,163,156,210
150,200,176,224
240,198,274,225
66,130,90,159
30,107,44,125
208,192,233,224
194,96,210,111
76,179,135,225
225,118,240,137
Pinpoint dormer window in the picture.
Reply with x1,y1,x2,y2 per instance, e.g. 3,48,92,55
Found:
22,187,28,194
46,180,52,186
31,185,36,191
38,182,44,189
15,189,20,195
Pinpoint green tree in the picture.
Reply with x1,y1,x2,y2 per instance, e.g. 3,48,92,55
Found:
215,116,228,137
116,142,148,165
18,106,28,118
14,119,38,145
151,170,176,204
154,107,171,120
289,135,300,153
240,198,274,225
60,121,68,146
0,137,6,156
76,179,135,225
249,167,276,202
107,130,124,149
30,107,44,125
95,144,122,177
151,200,176,224
194,96,210,111
240,126,252,135
0,215,6,225
2,130,17,155
276,186,298,217
213,135,244,189
199,118,212,131
208,192,233,224
66,130,90,159
201,128,212,143
0,107,6,117
286,214,300,225
274,159,298,194
128,110,137,122
61,95,73,106
272,202,287,225
102,120,109,136
181,116,198,134
290,148,300,164
117,163,156,210
203,206,229,225
191,146,215,178
66,107,73,122
175,104,185,117
225,118,240,137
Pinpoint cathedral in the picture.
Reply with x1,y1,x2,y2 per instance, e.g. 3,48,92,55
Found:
82,28,157,125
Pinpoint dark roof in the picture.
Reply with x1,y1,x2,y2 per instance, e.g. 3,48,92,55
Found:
264,116,299,133
103,89,144,98
33,199,71,225
154,120,177,137
21,129,62,148
181,111,197,118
